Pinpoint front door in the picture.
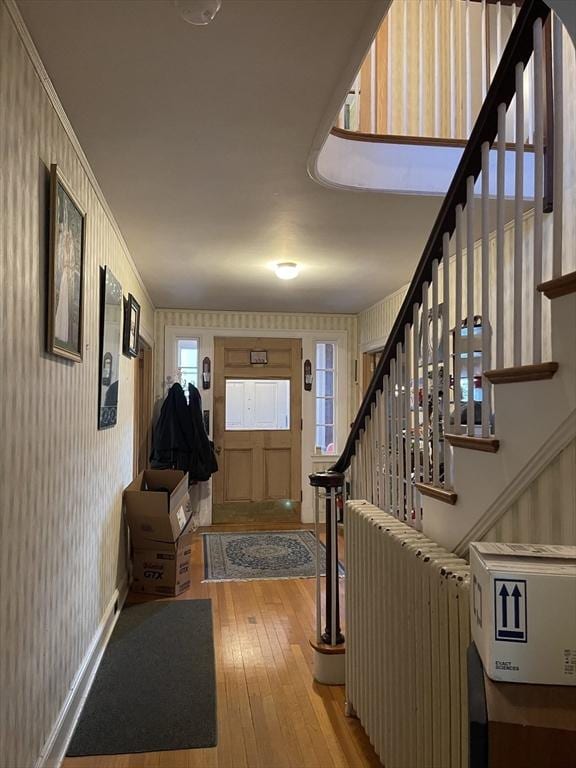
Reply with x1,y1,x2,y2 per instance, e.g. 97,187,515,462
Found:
213,337,302,523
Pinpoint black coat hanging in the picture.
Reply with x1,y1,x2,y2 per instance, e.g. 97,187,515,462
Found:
150,382,218,482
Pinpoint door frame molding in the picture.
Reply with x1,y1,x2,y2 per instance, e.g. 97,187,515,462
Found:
164,325,349,524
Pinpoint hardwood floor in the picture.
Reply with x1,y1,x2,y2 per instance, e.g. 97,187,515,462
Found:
63,523,381,768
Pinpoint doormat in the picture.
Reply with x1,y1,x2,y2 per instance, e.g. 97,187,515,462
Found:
203,530,345,582
67,600,217,756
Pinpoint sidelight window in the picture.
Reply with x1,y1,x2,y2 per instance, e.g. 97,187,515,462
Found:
315,342,336,454
177,338,199,389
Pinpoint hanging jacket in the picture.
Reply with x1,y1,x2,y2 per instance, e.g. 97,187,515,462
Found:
187,383,218,481
150,382,218,482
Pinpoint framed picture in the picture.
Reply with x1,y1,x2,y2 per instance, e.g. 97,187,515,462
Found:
47,164,86,362
98,266,122,430
250,350,267,365
123,293,140,358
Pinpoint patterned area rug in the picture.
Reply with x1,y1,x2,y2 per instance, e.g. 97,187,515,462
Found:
203,530,345,582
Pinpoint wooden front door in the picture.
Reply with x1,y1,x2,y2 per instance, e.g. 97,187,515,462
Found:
213,337,302,523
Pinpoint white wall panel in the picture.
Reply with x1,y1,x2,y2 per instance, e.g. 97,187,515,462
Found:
0,4,154,766
483,437,576,545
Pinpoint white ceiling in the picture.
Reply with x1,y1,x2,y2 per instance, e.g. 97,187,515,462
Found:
18,0,443,314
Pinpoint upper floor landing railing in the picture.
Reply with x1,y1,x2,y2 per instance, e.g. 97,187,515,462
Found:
337,0,547,147
333,0,571,528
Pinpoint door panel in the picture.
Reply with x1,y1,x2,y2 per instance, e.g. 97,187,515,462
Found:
213,336,302,523
224,449,253,501
264,448,291,499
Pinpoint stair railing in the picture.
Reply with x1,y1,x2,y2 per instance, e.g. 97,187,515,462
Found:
333,0,568,528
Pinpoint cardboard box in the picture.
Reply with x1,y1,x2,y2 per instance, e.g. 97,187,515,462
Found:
131,526,194,597
124,469,191,548
470,542,576,685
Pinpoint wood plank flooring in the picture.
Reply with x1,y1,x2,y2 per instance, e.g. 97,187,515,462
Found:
64,523,381,768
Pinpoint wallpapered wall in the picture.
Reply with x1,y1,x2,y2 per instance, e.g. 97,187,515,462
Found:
0,4,153,767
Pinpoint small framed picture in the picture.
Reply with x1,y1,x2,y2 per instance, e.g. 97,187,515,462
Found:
123,293,141,358
98,267,122,430
250,350,267,365
47,164,86,362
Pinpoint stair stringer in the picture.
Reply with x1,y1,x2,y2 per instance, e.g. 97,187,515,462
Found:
421,291,576,553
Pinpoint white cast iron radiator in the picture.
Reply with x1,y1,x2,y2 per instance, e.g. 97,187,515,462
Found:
345,501,471,768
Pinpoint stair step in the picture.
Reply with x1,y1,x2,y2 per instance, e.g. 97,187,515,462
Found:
445,434,500,453
415,483,458,505
484,362,559,384
537,271,576,299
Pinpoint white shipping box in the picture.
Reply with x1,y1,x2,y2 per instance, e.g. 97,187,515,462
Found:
469,542,576,685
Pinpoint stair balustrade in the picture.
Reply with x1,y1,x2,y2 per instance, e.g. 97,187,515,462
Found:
333,0,572,530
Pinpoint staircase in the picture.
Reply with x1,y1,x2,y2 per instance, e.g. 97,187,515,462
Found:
336,3,575,764
333,0,576,553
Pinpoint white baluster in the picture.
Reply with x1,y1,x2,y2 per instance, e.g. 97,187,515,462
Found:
481,0,488,101
553,14,563,277
514,61,525,366
403,0,409,135
419,0,424,137
465,0,472,136
533,17,544,363
412,303,421,499
481,141,491,437
434,0,440,138
496,103,506,369
387,3,393,135
454,204,464,432
442,233,452,487
371,402,378,506
432,260,441,485
396,342,405,518
390,359,398,516
375,390,383,509
466,175,475,436
370,40,377,134
358,430,365,499
404,323,413,519
421,284,430,482
496,1,502,64
449,0,456,138
383,375,391,512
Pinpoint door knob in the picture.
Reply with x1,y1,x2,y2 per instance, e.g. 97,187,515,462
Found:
215,446,222,455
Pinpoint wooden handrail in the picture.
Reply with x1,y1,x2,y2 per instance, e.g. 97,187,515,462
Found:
332,0,551,475
330,126,536,152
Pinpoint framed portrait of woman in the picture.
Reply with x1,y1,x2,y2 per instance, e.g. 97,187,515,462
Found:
47,164,86,362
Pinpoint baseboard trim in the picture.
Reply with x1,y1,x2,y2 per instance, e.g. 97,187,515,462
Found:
35,579,129,768
454,409,576,557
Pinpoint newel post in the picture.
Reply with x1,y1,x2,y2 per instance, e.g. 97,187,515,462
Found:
309,471,346,684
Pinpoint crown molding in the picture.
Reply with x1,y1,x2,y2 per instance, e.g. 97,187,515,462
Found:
4,0,155,312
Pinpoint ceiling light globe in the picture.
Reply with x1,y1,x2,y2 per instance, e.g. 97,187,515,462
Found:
174,0,222,26
275,262,300,280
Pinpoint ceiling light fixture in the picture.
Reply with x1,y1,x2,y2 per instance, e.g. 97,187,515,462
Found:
174,0,222,26
275,262,300,280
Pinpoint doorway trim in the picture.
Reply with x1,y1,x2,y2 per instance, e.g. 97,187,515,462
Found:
164,325,349,525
